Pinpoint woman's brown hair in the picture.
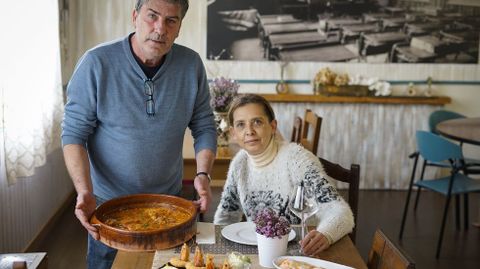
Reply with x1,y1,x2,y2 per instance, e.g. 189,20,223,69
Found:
227,94,276,126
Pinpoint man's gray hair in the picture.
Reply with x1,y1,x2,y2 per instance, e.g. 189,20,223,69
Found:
135,0,189,18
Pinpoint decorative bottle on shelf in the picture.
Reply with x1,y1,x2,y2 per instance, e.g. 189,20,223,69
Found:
424,76,434,97
275,62,289,94
406,82,416,96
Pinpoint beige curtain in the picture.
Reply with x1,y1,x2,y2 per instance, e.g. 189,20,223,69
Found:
0,0,64,184
62,0,135,80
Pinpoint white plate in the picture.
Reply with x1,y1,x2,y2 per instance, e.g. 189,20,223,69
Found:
221,222,296,246
273,256,354,269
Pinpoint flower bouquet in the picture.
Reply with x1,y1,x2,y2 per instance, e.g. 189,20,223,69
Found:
253,208,292,268
209,77,239,113
349,75,391,96
254,208,291,239
313,67,393,97
209,77,239,151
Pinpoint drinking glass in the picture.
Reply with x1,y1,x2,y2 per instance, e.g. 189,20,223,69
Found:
288,181,319,255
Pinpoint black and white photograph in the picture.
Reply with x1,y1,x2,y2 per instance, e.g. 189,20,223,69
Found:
207,0,480,63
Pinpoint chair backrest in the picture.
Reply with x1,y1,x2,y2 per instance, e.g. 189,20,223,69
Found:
368,229,416,269
300,109,322,155
428,110,465,134
416,131,463,163
290,116,303,143
319,157,360,243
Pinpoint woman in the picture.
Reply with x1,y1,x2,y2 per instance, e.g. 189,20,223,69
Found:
213,94,354,256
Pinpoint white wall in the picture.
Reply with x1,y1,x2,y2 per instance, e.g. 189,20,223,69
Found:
0,149,72,252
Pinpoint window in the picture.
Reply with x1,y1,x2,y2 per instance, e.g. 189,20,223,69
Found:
0,0,64,185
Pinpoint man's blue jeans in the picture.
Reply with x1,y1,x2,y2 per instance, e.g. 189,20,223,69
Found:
87,196,117,269
87,233,117,269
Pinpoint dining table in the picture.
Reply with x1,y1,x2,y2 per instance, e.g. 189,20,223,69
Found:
111,225,368,269
436,117,480,146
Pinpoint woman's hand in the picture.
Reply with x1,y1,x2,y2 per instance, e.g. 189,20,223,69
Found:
300,230,330,257
75,192,99,240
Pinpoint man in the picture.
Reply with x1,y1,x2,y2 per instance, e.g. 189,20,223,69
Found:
61,0,216,268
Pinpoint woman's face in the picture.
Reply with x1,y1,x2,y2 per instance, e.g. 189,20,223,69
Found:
230,103,277,155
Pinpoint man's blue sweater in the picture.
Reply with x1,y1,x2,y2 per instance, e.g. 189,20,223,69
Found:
61,34,217,200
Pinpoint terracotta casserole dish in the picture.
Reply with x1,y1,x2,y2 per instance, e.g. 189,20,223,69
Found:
90,194,197,252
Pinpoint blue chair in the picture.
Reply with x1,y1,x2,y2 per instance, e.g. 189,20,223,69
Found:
411,110,480,219
399,131,480,258
428,110,465,135
429,110,480,168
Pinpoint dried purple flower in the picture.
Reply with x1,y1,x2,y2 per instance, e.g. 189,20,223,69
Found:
209,77,239,113
253,208,291,239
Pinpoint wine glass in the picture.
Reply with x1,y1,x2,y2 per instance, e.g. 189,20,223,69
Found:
288,181,319,255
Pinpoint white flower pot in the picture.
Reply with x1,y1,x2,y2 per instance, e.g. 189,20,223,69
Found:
256,232,289,268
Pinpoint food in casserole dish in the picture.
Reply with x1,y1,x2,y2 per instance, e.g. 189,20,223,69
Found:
103,203,191,231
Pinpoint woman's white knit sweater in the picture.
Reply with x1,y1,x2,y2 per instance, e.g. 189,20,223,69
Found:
213,141,354,244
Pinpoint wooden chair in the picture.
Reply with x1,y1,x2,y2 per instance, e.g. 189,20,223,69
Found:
319,157,360,243
368,229,415,269
290,116,303,143
300,109,322,155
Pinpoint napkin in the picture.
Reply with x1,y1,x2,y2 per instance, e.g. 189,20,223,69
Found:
196,222,215,244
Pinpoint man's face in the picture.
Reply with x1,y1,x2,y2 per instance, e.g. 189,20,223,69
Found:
132,0,182,65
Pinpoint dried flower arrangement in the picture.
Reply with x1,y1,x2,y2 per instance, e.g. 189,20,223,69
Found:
313,67,391,96
209,77,239,113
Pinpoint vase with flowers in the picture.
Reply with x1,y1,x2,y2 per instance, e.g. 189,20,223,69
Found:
209,77,239,153
254,208,291,268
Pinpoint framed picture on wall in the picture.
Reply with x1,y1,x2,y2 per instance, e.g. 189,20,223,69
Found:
206,0,479,64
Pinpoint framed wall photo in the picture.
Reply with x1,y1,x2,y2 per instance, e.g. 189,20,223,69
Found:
206,0,480,64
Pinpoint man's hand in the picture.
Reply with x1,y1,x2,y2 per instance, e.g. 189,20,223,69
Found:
75,192,99,240
193,149,215,213
300,230,330,257
193,175,212,213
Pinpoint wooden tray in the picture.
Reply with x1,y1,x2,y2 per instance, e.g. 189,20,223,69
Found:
314,85,373,97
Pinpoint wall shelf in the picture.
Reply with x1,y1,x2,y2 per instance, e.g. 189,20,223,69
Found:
260,94,451,105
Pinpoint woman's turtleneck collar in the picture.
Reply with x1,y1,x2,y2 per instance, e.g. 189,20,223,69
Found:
247,135,278,168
